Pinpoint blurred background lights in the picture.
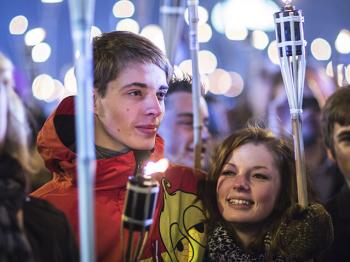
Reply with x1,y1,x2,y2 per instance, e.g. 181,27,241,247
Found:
198,50,217,74
44,79,64,102
41,0,63,3
267,40,279,65
335,29,350,54
64,67,77,94
311,38,331,61
208,68,232,95
112,0,135,18
90,26,102,40
200,74,210,94
225,72,244,97
178,59,192,76
345,65,350,84
140,24,165,53
225,24,248,41
326,61,334,77
184,6,208,26
337,64,345,87
32,74,55,100
251,30,269,50
211,0,279,34
198,23,212,43
32,42,51,63
9,15,28,35
116,18,140,34
52,79,65,101
24,27,46,46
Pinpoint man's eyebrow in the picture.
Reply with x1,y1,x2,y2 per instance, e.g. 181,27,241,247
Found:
159,85,169,92
122,83,169,91
122,82,147,89
176,113,194,118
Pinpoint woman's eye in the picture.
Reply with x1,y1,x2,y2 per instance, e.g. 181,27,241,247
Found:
222,170,235,176
253,173,268,180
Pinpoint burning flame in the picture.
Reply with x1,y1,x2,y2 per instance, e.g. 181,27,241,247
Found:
144,158,169,176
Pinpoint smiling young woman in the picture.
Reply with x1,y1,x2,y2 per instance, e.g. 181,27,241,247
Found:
199,126,333,261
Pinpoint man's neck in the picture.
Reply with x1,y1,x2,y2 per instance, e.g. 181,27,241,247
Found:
95,144,129,159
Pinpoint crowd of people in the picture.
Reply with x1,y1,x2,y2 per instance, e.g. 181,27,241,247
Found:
0,29,349,261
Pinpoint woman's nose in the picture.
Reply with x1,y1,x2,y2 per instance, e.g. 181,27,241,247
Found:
232,175,250,191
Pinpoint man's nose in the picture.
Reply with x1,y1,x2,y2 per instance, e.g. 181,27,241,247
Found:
145,94,162,117
201,124,211,142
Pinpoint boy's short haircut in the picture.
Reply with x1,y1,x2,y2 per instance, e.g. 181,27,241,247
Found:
321,87,350,156
93,31,172,97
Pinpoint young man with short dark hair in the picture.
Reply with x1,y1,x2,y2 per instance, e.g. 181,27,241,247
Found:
320,87,350,261
32,31,208,261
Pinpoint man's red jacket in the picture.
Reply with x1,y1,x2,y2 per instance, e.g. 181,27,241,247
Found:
31,96,207,261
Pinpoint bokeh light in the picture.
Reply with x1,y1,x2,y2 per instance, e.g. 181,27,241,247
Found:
267,40,279,65
115,18,140,34
251,30,269,50
140,24,165,53
311,38,331,61
198,23,212,43
208,68,231,95
32,74,55,100
32,42,51,62
64,67,77,94
198,50,217,74
25,27,46,46
112,0,135,18
335,29,350,54
9,15,28,35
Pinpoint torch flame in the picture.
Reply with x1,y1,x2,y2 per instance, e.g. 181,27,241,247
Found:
144,158,169,176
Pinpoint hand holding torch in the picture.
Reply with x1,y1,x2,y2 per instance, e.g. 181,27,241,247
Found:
274,0,308,207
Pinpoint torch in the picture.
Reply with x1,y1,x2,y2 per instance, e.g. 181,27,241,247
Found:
187,0,202,170
160,0,186,66
67,0,96,261
121,159,168,262
274,0,308,207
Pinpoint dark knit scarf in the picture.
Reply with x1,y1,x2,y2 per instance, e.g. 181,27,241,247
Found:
0,154,34,262
206,225,285,262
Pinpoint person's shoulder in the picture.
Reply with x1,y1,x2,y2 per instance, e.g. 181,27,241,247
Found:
151,163,205,194
23,196,68,221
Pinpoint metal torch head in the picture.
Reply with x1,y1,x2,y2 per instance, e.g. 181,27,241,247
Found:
274,5,306,58
122,175,159,231
273,3,307,112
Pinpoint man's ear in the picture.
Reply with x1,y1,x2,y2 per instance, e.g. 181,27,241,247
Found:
326,148,336,163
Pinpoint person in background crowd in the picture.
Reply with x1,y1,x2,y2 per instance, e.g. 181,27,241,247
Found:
158,75,211,169
319,87,350,261
0,51,78,262
199,126,333,261
266,68,343,203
